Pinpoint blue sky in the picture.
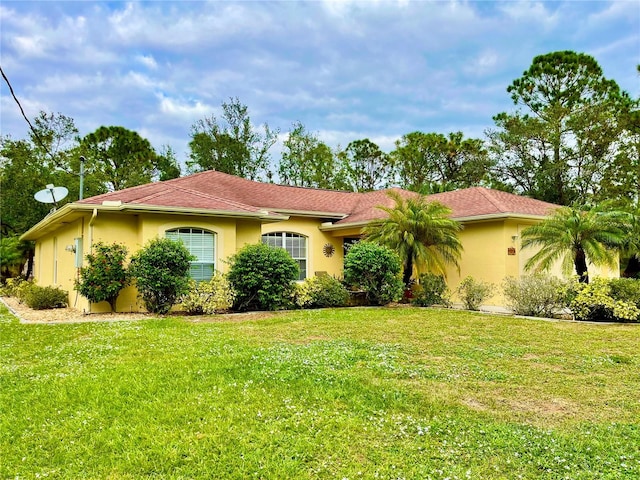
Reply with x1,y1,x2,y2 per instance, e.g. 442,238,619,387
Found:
1,1,638,169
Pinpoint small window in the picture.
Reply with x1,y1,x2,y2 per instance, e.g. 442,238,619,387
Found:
262,232,307,281
166,228,215,281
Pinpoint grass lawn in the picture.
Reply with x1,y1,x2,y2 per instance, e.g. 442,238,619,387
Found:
1,305,638,479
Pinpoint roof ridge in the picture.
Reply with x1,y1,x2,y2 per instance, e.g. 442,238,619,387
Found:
476,187,509,213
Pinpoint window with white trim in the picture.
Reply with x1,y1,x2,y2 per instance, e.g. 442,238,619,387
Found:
261,232,307,280
166,228,215,281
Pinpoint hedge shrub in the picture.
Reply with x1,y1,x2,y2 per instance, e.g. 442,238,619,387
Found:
295,274,349,309
457,276,493,311
181,273,235,314
412,273,451,307
23,284,68,310
570,277,640,322
227,243,299,311
343,242,403,305
129,238,194,314
502,275,569,318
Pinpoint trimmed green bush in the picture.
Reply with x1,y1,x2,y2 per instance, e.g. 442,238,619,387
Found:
22,284,68,310
75,242,129,312
344,242,404,306
129,238,195,314
502,275,569,318
227,243,299,311
457,276,494,311
412,273,451,307
181,273,235,314
570,277,640,322
295,274,349,309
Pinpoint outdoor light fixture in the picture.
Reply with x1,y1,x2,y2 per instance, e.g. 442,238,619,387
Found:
65,244,76,253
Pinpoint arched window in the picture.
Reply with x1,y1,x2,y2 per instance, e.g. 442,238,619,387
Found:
166,228,215,281
262,232,307,280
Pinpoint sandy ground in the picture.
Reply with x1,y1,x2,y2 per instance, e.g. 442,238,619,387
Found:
1,296,154,324
1,296,283,324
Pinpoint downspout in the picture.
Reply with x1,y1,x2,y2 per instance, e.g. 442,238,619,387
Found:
88,208,98,251
85,208,98,314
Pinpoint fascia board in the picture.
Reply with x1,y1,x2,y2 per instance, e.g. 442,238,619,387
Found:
21,203,289,240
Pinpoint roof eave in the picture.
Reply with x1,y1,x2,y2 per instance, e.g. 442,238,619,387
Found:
319,212,549,232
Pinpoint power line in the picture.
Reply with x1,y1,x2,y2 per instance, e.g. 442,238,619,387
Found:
0,64,58,164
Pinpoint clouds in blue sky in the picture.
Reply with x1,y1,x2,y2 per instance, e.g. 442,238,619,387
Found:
1,1,638,166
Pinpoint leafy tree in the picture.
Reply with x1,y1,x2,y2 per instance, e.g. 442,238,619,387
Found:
343,242,404,305
80,126,172,191
129,238,195,314
363,192,463,286
338,139,392,192
226,243,299,311
188,97,278,181
75,242,129,312
489,51,633,205
0,112,89,278
156,145,182,181
392,131,492,192
278,122,347,189
521,205,627,283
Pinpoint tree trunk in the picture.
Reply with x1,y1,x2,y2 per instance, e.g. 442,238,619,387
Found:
623,255,640,278
575,248,589,283
403,258,413,287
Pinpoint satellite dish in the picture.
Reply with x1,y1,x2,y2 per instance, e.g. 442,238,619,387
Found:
34,184,69,208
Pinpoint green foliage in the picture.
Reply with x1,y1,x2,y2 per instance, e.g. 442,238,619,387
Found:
278,121,347,189
0,236,27,279
80,125,169,191
364,191,463,285
502,275,569,318
295,274,349,309
227,243,299,311
75,242,129,312
570,277,640,322
343,242,404,305
129,238,195,314
392,131,492,192
489,50,633,205
412,273,451,307
187,97,278,181
457,276,494,311
21,284,68,310
0,277,28,298
338,138,392,192
180,273,235,314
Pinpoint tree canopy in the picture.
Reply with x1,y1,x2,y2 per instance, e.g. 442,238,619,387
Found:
188,97,278,181
489,51,635,205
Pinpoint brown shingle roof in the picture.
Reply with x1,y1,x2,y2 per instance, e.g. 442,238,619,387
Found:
79,170,558,223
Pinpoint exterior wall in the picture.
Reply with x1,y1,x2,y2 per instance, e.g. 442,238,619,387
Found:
262,216,345,279
34,218,84,305
442,220,509,307
31,209,621,314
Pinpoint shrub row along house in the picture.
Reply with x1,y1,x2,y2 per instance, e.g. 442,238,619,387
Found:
21,170,617,313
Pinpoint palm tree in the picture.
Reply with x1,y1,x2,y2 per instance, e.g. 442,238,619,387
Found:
363,191,463,286
521,205,627,283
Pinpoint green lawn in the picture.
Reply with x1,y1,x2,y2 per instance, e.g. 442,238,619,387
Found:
1,305,638,479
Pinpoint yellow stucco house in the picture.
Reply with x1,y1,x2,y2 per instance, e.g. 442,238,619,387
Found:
21,170,598,313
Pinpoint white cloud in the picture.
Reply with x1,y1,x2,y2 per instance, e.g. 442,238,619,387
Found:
136,55,158,70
